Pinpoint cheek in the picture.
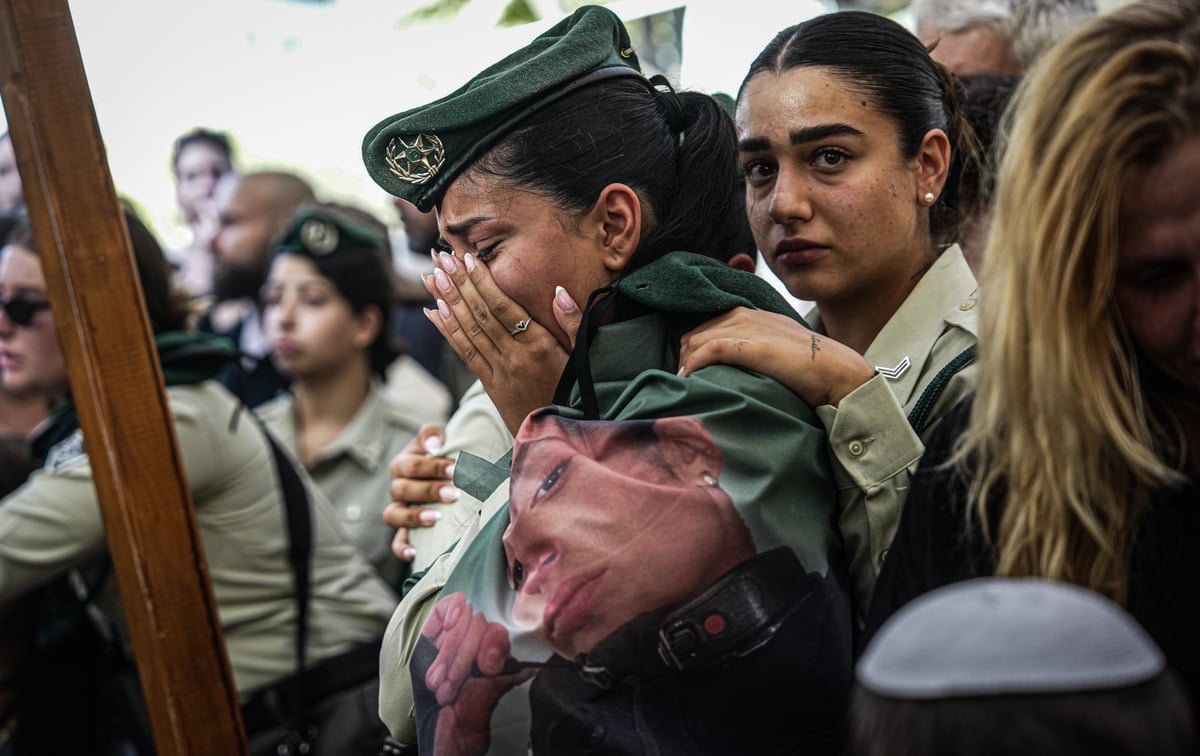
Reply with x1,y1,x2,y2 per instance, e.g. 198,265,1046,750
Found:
1116,287,1186,357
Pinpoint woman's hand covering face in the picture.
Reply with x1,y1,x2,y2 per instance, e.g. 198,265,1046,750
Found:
423,251,581,434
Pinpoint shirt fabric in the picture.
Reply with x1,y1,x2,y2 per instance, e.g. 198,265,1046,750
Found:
257,381,424,589
810,245,979,621
0,381,398,697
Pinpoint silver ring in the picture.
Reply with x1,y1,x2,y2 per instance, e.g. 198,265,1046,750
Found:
510,319,531,338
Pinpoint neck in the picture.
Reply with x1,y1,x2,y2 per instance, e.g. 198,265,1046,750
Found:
291,360,372,465
0,390,54,437
819,257,930,355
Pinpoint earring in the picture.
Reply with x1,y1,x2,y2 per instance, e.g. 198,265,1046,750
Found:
923,192,936,205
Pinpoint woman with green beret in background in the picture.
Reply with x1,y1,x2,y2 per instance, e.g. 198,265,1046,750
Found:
257,203,423,592
363,5,851,754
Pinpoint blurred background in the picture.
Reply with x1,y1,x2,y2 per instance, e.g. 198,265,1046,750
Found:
0,0,1131,291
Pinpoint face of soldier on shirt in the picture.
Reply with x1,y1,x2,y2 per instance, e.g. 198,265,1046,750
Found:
504,413,755,660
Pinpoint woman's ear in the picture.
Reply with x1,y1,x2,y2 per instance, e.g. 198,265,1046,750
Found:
915,128,952,205
353,305,382,350
589,183,642,274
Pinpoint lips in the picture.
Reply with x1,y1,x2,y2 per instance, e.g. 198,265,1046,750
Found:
271,340,302,359
773,238,830,266
543,569,604,640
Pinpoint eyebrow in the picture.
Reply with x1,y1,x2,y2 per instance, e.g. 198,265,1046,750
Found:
738,123,866,153
442,215,493,238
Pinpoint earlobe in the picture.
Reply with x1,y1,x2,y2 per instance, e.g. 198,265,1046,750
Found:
355,306,382,350
592,183,642,274
916,128,952,205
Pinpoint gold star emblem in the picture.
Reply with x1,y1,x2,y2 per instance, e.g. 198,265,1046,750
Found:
385,133,445,185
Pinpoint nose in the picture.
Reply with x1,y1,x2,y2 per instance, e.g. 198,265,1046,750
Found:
767,165,814,227
0,302,14,338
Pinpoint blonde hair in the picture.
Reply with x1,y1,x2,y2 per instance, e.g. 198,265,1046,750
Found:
963,0,1200,603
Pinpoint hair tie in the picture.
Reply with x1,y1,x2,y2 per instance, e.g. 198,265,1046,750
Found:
649,74,688,135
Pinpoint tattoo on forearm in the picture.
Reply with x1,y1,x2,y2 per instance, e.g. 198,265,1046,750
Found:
811,335,821,361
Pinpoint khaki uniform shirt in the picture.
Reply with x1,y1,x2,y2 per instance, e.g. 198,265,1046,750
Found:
405,379,513,573
257,382,422,587
0,381,398,697
811,246,979,620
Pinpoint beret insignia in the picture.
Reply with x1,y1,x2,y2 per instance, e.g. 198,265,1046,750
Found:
386,133,445,186
299,218,339,255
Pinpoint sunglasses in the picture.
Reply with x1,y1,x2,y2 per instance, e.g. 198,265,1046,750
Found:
0,296,52,327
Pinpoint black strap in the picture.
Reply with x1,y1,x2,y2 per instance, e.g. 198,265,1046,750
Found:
907,345,977,435
552,286,614,418
259,423,314,743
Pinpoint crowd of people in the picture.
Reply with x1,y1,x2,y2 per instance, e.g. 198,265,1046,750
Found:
1,0,1197,754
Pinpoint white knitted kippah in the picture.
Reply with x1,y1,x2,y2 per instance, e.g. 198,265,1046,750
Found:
858,578,1165,698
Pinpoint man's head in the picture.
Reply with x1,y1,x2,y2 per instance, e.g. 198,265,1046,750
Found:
210,171,314,302
0,133,24,215
393,197,439,255
504,410,754,659
912,0,1096,76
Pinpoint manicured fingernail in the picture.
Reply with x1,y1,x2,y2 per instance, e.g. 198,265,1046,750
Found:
434,268,452,292
419,509,442,524
423,307,435,322
445,463,456,478
444,599,462,627
677,365,687,377
402,547,417,560
427,662,443,688
439,252,457,273
438,299,451,319
555,285,576,312
439,485,459,502
423,436,444,454
430,250,439,268
464,253,476,273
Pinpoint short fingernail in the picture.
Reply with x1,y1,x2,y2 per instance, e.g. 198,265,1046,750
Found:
402,547,417,560
464,253,476,273
439,251,457,273
423,436,444,454
556,285,576,312
419,509,443,524
439,485,459,502
438,299,451,319
434,268,452,292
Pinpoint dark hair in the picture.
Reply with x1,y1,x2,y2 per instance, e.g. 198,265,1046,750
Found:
7,208,191,335
741,11,980,250
472,77,745,273
958,73,1022,218
277,203,399,378
848,672,1195,756
171,128,234,177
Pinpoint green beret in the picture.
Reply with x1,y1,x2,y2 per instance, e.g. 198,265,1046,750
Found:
274,206,386,259
362,5,648,212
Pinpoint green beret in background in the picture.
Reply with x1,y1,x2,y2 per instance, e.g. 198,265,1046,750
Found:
362,5,648,211
274,206,387,260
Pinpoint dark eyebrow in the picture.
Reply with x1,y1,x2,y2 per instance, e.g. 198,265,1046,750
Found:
738,123,866,154
443,215,493,238
791,123,864,145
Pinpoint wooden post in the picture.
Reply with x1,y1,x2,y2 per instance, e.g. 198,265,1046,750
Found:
0,1,248,753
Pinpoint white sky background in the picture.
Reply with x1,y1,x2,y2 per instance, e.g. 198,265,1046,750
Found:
1,0,828,312
0,0,823,247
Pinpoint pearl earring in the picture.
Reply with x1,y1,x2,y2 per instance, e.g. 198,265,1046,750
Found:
923,192,936,205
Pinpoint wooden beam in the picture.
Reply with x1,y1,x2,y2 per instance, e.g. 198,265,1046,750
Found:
0,2,248,753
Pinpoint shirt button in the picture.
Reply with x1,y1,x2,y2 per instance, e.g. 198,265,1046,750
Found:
344,502,363,521
848,440,866,458
959,298,977,311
